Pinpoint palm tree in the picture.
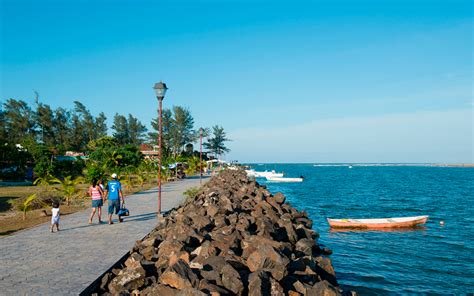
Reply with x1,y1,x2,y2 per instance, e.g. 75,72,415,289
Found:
21,194,38,220
54,176,85,205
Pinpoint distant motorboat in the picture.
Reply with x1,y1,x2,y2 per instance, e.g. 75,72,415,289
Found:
327,215,429,229
348,165,353,169
266,176,304,183
246,169,284,178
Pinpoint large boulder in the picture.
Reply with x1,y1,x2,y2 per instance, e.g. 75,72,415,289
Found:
246,244,289,281
248,270,271,296
221,264,244,295
108,266,146,294
159,259,199,290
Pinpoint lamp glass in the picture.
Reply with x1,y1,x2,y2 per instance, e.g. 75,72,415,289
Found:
154,87,167,98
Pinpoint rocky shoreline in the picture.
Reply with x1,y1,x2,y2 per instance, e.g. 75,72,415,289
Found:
91,169,353,295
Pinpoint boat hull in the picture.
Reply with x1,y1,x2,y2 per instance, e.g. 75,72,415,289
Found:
266,177,303,183
327,215,428,229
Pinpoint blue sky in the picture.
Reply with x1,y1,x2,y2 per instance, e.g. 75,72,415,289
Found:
1,0,472,163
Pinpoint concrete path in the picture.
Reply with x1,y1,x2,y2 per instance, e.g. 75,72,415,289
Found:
0,176,206,295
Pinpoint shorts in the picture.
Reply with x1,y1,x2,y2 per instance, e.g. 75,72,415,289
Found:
108,199,120,215
92,199,103,208
51,216,60,225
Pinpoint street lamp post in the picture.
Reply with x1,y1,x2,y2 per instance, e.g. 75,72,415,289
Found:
153,82,168,214
200,128,203,185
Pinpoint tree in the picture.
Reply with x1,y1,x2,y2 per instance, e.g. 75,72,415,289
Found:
74,101,96,143
149,108,173,157
2,99,35,144
95,112,108,138
35,102,55,146
0,106,7,144
149,106,196,157
53,107,72,152
127,114,147,145
112,114,129,145
204,125,231,158
69,113,86,151
171,106,195,155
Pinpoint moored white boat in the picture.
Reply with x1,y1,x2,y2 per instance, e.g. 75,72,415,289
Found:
266,177,304,183
327,215,429,229
246,169,284,178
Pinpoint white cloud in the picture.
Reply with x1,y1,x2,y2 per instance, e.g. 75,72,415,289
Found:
228,109,473,163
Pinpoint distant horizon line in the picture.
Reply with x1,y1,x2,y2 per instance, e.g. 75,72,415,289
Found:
237,162,474,166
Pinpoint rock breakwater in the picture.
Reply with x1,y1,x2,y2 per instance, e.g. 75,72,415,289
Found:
93,170,352,295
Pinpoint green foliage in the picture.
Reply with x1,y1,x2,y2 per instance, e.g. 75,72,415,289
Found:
86,166,106,183
20,194,38,220
184,156,204,176
54,176,85,205
2,99,36,144
53,158,85,179
183,187,201,203
87,142,143,178
149,106,196,158
204,125,231,157
112,113,147,145
0,143,33,180
33,173,60,188
29,145,54,178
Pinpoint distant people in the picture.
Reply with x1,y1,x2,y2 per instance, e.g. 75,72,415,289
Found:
88,178,104,224
50,201,60,232
105,173,124,225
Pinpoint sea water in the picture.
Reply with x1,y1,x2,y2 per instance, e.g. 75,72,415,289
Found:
253,164,474,295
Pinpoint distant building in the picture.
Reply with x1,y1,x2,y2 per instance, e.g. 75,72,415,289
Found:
140,144,159,159
65,151,85,157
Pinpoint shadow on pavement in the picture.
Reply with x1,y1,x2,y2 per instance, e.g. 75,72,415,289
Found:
122,212,156,223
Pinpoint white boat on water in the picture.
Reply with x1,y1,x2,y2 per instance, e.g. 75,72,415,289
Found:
266,176,304,183
246,169,284,178
327,215,428,229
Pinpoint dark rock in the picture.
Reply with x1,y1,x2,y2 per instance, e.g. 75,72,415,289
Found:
96,169,350,295
270,277,285,296
248,270,271,296
199,279,232,295
246,244,289,281
141,284,179,296
309,280,341,296
99,272,112,291
108,266,146,294
176,288,207,296
314,257,338,286
221,264,244,295
295,239,316,257
159,259,199,290
273,192,286,204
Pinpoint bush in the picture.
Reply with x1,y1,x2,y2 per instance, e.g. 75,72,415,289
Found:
183,187,201,203
53,158,85,179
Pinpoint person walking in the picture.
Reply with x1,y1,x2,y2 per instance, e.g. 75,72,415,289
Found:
105,173,124,224
88,178,104,224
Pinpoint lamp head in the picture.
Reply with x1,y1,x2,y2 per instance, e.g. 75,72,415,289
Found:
153,81,168,100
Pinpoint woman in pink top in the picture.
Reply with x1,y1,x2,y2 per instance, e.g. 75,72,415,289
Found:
88,178,104,224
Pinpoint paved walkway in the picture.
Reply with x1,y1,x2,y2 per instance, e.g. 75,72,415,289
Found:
0,176,206,295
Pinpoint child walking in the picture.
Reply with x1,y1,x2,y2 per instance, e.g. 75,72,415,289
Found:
50,201,60,232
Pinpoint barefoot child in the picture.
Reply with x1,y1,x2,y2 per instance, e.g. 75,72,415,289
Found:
50,201,60,232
